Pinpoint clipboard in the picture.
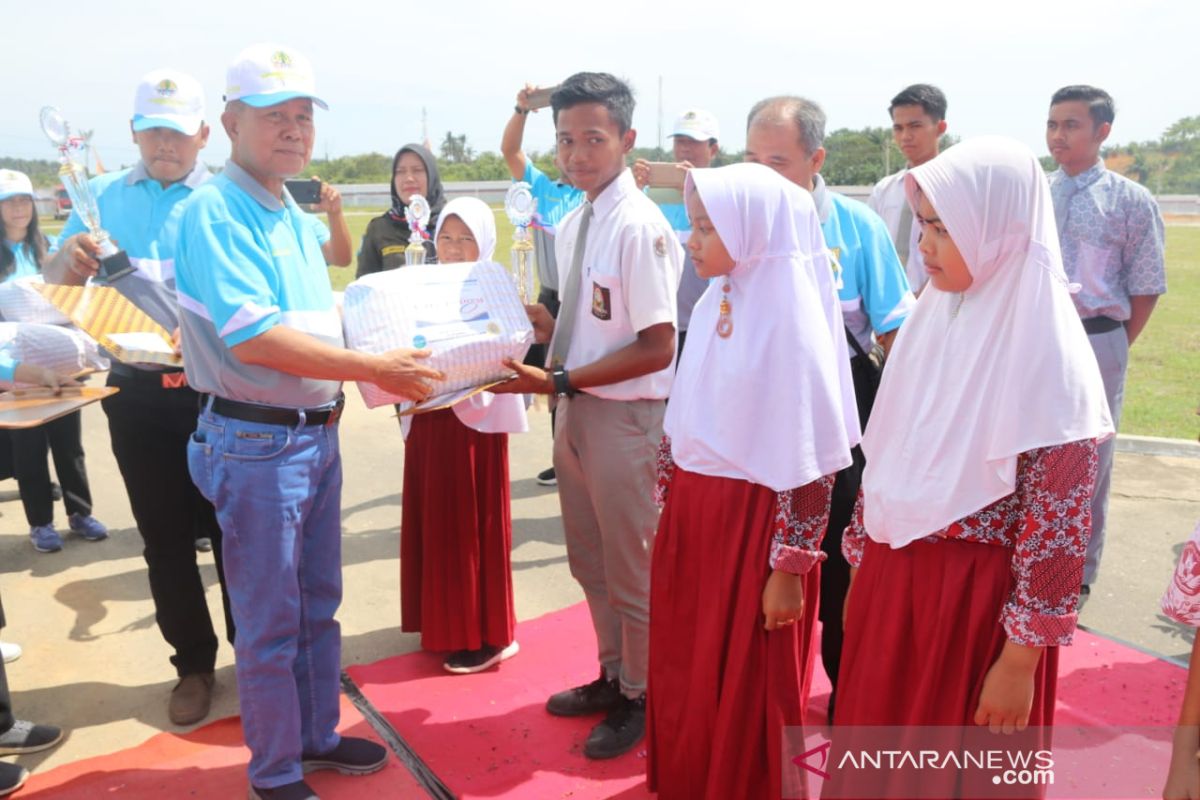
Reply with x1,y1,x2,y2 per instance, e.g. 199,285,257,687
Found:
0,385,119,429
32,284,182,367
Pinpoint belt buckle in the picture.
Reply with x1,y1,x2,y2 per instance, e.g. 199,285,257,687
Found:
161,372,188,390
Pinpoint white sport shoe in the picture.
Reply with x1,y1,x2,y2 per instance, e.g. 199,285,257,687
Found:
0,642,21,664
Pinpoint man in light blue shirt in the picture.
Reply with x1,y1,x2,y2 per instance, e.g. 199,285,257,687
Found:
44,70,235,727
176,43,439,800
746,95,914,720
1046,85,1167,591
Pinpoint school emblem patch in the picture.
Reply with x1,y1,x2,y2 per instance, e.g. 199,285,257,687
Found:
654,235,668,258
591,281,612,321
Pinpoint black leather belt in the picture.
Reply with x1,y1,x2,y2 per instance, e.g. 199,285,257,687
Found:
209,394,345,427
1082,316,1122,335
110,362,189,389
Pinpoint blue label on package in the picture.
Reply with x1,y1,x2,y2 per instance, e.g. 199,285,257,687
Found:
412,335,427,349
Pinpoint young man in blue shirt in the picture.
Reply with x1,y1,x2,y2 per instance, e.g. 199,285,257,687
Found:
1046,85,1166,593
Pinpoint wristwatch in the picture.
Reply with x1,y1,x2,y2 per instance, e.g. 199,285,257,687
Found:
551,367,576,398
514,105,529,116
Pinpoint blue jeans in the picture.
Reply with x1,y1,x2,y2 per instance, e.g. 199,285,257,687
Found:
187,404,343,788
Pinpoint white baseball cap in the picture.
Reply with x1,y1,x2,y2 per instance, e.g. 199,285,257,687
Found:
0,170,33,201
223,43,328,110
132,70,206,135
670,108,720,142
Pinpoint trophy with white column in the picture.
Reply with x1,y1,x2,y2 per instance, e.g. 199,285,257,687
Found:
404,195,432,266
39,107,134,282
504,182,536,303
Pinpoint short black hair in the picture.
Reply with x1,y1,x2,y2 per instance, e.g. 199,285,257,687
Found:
551,72,635,135
888,84,947,122
1050,85,1115,127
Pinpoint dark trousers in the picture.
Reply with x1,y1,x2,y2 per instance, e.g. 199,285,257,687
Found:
0,592,10,735
527,287,561,441
102,373,234,677
11,412,91,527
818,352,880,702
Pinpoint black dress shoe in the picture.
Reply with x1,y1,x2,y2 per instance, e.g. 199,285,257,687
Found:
546,670,621,717
302,736,388,775
583,693,645,759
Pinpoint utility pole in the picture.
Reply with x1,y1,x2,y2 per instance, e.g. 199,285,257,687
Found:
657,76,663,156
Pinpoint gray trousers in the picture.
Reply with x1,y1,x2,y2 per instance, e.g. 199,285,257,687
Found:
1084,326,1129,586
553,392,664,698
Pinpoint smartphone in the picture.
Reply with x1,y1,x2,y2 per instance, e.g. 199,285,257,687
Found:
646,162,687,190
526,85,558,111
285,178,322,205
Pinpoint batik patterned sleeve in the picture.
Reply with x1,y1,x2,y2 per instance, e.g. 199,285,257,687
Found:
1123,189,1167,297
1161,521,1200,627
1002,440,1099,647
770,474,835,574
654,435,675,509
841,489,869,568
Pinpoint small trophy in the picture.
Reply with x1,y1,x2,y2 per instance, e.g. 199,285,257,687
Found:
505,182,536,303
404,195,432,266
39,107,134,282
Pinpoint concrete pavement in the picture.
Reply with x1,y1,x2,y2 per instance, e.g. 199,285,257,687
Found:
0,389,1196,781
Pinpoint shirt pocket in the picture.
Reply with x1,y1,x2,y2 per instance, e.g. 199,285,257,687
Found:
1075,240,1117,301
587,271,625,326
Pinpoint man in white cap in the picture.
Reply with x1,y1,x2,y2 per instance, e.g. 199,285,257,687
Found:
174,43,440,800
632,108,721,356
43,69,236,728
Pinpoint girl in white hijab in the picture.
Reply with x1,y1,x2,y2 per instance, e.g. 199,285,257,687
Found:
829,137,1112,798
647,163,859,800
400,197,527,675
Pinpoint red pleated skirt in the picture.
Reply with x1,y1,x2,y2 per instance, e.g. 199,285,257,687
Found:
647,468,820,800
827,538,1058,800
400,408,515,652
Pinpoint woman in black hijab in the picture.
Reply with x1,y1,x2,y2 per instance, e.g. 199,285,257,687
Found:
356,144,446,277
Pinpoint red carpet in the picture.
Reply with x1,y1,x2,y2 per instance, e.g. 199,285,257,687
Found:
20,696,424,798
22,605,1187,799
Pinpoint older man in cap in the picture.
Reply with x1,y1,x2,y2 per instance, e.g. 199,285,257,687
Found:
45,69,232,727
175,43,440,800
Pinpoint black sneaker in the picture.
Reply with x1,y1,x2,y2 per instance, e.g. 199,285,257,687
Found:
0,720,64,755
0,762,29,797
248,779,318,800
546,671,621,717
302,736,388,776
536,467,557,486
583,694,646,760
443,641,520,674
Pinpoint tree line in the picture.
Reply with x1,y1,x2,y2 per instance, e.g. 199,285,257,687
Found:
5,116,1198,193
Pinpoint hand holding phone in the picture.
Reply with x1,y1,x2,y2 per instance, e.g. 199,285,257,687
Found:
285,178,322,205
645,162,687,191
525,85,558,111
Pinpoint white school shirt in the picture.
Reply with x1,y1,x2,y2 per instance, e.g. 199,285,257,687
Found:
553,169,683,401
868,167,927,293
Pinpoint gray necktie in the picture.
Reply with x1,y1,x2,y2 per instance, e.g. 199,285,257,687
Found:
895,201,914,266
547,202,593,368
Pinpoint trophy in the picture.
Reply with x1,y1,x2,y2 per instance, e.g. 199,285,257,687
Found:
39,107,134,282
504,182,536,303
404,195,432,266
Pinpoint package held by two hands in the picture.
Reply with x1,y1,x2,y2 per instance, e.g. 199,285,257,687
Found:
342,261,534,414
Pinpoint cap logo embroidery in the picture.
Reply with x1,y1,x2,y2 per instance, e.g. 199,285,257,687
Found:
156,79,178,96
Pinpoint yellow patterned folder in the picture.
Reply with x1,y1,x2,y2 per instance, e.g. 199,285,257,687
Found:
32,284,183,367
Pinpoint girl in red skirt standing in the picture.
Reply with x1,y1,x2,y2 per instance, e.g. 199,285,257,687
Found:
828,137,1113,798
400,197,528,674
647,163,861,800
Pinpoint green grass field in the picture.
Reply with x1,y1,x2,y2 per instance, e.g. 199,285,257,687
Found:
41,212,1198,441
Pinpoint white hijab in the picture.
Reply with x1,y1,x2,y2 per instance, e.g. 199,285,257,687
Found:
432,197,527,436
664,163,859,492
860,136,1113,549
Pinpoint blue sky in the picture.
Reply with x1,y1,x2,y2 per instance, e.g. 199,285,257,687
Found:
3,0,1195,170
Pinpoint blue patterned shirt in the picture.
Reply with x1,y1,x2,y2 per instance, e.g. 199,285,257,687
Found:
1049,162,1166,321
